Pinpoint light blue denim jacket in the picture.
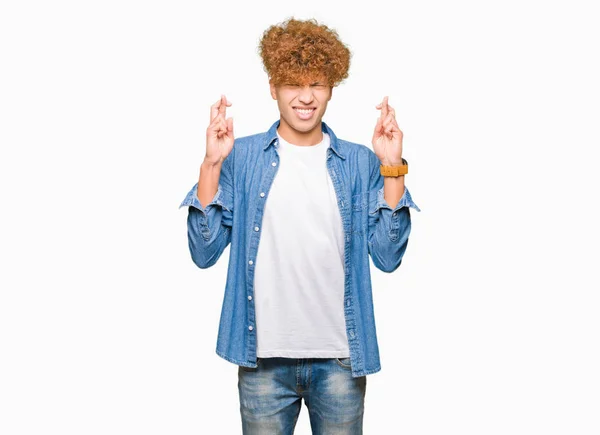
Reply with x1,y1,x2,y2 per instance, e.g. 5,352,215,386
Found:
179,120,420,377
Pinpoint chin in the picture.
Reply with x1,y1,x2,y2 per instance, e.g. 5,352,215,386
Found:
295,122,319,132
287,117,321,132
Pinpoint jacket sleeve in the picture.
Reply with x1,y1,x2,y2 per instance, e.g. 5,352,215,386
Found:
178,152,234,269
367,151,420,273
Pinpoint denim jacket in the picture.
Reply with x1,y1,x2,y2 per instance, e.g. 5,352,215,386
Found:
179,120,420,377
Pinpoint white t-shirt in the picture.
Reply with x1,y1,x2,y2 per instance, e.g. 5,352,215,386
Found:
254,131,350,358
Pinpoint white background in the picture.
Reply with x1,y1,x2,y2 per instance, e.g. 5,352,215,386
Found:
1,0,599,434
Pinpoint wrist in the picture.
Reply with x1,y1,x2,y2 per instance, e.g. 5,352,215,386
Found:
380,157,405,166
202,158,223,169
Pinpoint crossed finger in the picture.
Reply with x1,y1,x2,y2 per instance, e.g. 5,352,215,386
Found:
377,97,399,131
375,96,389,120
383,114,399,135
210,94,231,122
209,113,229,137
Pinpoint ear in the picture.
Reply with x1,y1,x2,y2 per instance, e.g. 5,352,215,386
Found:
269,81,277,100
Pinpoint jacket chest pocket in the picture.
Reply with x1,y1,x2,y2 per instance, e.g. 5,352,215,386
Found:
351,192,368,234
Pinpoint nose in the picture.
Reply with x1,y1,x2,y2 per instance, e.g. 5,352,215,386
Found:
298,86,314,104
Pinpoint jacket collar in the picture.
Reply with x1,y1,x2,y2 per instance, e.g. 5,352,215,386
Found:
263,120,346,160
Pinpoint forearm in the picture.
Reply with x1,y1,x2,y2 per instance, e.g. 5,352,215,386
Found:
383,175,405,209
180,174,233,269
197,160,223,208
368,205,411,273
186,206,231,269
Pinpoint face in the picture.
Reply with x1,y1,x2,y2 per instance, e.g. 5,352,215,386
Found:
270,77,333,144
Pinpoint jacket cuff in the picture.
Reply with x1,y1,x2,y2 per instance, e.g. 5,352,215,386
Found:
374,186,421,214
178,182,223,215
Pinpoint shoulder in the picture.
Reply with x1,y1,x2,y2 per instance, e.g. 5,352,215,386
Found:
336,137,379,164
233,131,269,147
229,131,271,162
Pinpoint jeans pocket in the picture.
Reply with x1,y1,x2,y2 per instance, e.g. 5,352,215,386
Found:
335,357,352,370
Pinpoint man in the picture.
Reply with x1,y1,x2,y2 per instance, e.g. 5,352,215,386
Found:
179,17,420,435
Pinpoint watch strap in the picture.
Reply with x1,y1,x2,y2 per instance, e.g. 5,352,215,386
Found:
380,158,408,177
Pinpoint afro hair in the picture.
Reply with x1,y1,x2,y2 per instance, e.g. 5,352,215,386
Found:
259,18,351,87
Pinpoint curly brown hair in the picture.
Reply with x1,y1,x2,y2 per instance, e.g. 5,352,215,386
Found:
259,18,351,87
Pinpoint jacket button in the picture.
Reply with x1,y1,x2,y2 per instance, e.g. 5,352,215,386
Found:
254,226,259,232
272,162,277,167
260,192,265,197
248,260,253,265
248,325,253,331
248,295,252,301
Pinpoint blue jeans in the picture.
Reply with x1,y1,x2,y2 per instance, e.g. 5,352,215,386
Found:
238,357,367,434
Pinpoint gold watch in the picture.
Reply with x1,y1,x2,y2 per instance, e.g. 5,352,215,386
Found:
380,158,408,177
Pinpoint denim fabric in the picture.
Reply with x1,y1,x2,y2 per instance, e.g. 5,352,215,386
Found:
238,357,366,434
179,120,420,377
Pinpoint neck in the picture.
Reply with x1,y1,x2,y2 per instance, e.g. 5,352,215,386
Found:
277,120,323,146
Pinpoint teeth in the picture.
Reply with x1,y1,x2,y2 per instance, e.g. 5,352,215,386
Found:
295,108,314,114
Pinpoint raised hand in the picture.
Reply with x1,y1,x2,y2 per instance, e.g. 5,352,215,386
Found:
205,95,234,166
372,96,403,166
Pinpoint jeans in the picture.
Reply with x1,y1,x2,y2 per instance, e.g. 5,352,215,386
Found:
238,357,367,435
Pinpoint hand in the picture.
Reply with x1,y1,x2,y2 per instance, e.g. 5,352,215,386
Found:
205,95,234,166
372,96,403,166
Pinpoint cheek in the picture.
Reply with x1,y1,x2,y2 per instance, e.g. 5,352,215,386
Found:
277,98,288,112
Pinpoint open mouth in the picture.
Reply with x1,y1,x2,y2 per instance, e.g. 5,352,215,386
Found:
293,107,316,120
